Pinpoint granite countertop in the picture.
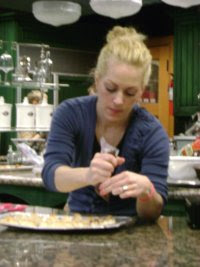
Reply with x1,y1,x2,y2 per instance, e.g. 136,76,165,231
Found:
169,187,200,199
0,216,199,267
1,170,200,200
0,170,43,187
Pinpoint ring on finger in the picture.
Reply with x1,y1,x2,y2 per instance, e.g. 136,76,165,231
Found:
122,185,129,191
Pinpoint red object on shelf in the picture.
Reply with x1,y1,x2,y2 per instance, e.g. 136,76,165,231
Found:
168,75,174,116
192,137,200,151
142,90,150,99
169,101,173,115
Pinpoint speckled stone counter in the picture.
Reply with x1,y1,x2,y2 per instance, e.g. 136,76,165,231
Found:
1,170,200,212
1,170,200,199
0,216,199,267
0,170,43,187
169,187,200,199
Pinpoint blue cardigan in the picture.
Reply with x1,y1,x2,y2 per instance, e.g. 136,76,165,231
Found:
42,96,169,216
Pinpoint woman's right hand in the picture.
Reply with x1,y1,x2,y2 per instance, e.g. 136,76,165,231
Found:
86,152,125,186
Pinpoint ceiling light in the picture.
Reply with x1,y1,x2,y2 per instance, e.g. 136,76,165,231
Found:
32,1,81,26
89,0,142,19
161,0,200,8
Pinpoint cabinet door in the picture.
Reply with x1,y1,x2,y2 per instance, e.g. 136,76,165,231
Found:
141,37,174,137
174,14,200,116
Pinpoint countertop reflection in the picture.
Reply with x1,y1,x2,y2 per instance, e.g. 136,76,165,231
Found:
0,216,200,267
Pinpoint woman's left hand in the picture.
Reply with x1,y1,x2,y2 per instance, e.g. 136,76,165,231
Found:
98,171,152,199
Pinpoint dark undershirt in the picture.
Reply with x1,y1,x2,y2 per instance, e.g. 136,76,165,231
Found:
92,135,124,156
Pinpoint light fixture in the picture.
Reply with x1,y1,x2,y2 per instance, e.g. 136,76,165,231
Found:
32,1,81,26
89,0,142,19
161,0,200,8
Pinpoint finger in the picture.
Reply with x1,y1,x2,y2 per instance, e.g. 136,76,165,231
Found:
99,178,126,196
91,158,115,173
92,169,112,180
98,170,134,195
98,180,113,196
99,172,125,190
112,184,137,196
95,153,119,167
119,189,139,199
99,172,130,193
117,157,125,166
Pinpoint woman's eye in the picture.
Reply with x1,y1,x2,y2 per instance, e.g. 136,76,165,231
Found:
106,86,116,93
125,91,137,97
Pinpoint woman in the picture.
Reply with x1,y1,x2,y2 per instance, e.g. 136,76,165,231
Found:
42,26,169,220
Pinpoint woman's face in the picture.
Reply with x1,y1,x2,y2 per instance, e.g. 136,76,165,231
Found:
96,57,144,124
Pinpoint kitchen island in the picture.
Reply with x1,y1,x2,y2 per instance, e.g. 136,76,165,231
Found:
0,170,67,208
0,215,199,266
0,170,200,215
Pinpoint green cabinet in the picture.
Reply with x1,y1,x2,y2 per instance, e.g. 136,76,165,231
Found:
0,184,67,208
174,9,200,116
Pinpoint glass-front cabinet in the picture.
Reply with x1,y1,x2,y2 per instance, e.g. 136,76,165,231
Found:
141,36,174,137
0,41,93,155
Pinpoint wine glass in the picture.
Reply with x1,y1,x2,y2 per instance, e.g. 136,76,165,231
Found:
0,51,14,85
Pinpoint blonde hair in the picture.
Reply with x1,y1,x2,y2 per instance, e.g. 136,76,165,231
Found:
94,26,152,88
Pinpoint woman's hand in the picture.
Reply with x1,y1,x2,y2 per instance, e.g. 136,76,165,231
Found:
86,153,125,186
98,170,152,199
98,170,164,220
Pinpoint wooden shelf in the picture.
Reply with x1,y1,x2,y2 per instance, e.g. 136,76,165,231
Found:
0,81,69,90
0,127,49,132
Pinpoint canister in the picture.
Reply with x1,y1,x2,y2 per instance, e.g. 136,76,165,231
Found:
35,98,53,129
0,96,12,129
16,97,35,129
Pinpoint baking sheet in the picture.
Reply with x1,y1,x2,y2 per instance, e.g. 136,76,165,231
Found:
0,212,133,231
0,165,33,172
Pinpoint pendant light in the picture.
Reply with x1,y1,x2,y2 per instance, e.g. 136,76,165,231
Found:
161,0,200,8
89,0,142,19
32,1,81,26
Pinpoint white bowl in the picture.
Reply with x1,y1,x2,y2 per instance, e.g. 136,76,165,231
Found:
168,156,200,180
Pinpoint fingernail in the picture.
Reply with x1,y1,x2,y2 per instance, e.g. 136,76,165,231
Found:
99,190,105,196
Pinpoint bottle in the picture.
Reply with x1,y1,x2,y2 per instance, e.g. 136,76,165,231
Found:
169,139,176,156
35,47,47,83
7,145,14,165
44,50,53,83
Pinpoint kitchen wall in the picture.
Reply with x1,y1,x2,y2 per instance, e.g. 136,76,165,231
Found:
0,4,175,154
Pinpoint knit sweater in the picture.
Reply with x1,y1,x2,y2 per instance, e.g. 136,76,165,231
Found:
42,95,169,216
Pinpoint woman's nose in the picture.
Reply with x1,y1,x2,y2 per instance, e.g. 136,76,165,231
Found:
113,91,124,105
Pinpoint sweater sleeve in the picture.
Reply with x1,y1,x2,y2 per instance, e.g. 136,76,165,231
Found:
42,100,80,192
141,121,169,204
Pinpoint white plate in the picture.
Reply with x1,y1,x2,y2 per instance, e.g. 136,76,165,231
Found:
0,212,133,231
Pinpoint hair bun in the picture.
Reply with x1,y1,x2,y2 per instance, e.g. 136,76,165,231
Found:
106,26,146,44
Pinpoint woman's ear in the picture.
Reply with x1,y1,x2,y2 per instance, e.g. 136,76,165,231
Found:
94,75,99,92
